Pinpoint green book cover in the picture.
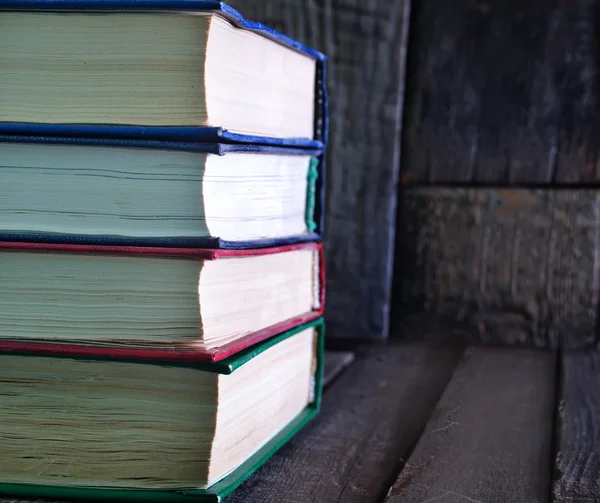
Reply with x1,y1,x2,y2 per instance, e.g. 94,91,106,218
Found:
0,318,325,502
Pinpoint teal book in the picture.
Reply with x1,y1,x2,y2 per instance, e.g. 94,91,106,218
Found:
0,318,324,502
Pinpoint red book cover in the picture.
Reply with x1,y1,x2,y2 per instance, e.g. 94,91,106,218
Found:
0,241,325,363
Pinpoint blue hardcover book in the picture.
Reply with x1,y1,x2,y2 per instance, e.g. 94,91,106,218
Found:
0,1,328,148
0,134,325,248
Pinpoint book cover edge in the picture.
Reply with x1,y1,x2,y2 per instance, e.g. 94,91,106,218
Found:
0,316,326,370
0,240,322,259
0,134,324,156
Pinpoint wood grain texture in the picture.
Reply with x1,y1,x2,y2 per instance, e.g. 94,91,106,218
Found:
225,342,463,503
322,350,355,387
385,346,556,503
403,0,600,184
554,350,600,502
226,0,412,339
393,188,599,348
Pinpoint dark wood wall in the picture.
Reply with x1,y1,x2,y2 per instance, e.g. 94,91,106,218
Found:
403,0,600,184
393,0,600,349
228,0,412,340
231,0,600,347
394,188,598,348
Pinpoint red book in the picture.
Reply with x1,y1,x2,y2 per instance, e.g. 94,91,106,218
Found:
0,241,324,362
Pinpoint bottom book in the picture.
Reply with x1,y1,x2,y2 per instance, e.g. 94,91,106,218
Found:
0,318,324,502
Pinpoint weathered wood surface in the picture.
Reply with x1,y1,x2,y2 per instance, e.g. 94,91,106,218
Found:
385,346,556,503
393,188,598,348
226,0,412,340
554,350,600,502
225,342,463,503
322,350,355,387
403,0,600,184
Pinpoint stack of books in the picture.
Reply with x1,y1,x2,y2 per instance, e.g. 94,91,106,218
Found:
0,1,327,501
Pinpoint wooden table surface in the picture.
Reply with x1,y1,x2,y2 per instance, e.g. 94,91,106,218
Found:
3,341,598,503
227,343,596,503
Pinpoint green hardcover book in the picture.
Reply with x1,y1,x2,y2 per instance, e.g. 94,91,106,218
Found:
0,318,325,502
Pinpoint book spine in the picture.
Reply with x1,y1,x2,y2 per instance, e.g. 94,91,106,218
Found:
305,158,319,232
314,60,329,145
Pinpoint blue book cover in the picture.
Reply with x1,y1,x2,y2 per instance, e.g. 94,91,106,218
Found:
0,134,326,248
0,1,328,148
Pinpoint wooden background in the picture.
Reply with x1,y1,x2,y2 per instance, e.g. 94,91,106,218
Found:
229,0,412,341
393,188,598,348
392,0,600,349
232,0,600,348
402,0,600,184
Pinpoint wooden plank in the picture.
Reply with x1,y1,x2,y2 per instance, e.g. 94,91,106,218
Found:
392,187,599,348
225,342,463,503
403,0,600,184
385,346,557,503
323,350,355,388
226,0,412,340
553,350,600,502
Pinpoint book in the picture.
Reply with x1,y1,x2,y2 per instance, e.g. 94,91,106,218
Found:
0,241,324,362
0,135,325,247
0,318,324,502
0,1,328,147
